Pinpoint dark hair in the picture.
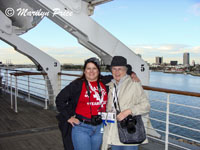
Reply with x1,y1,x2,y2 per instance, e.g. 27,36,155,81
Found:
78,57,101,81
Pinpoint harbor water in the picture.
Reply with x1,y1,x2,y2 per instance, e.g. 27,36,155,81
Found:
149,71,200,142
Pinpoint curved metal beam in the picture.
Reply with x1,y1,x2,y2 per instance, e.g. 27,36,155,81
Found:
0,11,61,106
24,0,149,86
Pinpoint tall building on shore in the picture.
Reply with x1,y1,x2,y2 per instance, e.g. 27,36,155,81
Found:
170,61,178,66
192,60,195,66
155,57,163,65
183,52,190,66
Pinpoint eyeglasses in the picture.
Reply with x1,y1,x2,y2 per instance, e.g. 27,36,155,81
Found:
111,67,126,72
85,57,100,66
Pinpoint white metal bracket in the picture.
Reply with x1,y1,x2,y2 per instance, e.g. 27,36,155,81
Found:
0,11,61,105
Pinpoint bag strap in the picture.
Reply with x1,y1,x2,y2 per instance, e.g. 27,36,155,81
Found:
113,84,121,113
85,80,93,115
85,79,104,115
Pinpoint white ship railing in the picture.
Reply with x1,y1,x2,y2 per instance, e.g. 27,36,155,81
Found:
0,68,51,111
143,85,200,150
0,68,200,150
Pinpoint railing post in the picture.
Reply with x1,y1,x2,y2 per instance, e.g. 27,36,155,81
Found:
17,78,19,97
55,74,62,107
44,75,48,110
15,76,18,113
165,93,170,150
5,69,8,92
0,68,2,95
28,75,30,102
10,75,13,109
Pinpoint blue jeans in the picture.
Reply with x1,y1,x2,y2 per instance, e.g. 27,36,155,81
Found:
111,145,138,150
72,122,103,150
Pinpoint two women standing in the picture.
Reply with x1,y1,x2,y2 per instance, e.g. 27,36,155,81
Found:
56,56,150,150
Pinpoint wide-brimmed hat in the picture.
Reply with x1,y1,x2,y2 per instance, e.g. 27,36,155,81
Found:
111,56,127,67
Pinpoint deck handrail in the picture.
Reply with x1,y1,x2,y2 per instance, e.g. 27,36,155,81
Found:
58,72,81,77
10,72,47,76
142,85,200,97
59,72,200,98
2,70,200,99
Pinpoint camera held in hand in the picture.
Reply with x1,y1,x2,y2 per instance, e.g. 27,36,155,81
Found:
91,115,102,125
120,115,137,133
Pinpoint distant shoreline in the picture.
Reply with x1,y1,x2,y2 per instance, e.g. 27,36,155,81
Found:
187,72,200,77
151,70,200,77
1,65,200,77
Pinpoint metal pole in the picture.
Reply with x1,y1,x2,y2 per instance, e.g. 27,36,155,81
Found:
55,74,62,107
10,75,13,109
165,94,170,150
17,77,18,97
44,75,48,109
0,68,2,95
5,69,8,92
15,76,18,113
28,75,30,102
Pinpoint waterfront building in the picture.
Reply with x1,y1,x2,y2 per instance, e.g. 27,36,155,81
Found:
155,56,163,65
170,61,178,66
183,52,190,66
192,60,195,66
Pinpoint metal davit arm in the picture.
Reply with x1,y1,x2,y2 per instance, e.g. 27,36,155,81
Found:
0,11,61,106
24,0,149,85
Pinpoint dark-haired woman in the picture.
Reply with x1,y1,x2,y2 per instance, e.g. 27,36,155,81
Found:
56,57,139,150
56,57,109,150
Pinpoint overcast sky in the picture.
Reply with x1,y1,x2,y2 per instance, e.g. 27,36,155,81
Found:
0,0,200,64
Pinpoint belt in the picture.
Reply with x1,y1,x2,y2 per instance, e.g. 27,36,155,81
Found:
75,116,92,125
78,118,92,125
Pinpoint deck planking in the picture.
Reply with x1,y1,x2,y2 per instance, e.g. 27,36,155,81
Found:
0,94,63,150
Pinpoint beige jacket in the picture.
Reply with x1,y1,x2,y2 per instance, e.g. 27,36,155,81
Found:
102,76,150,150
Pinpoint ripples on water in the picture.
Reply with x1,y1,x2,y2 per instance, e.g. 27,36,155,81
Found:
149,72,200,142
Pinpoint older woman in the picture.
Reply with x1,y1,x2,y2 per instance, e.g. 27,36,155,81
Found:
102,56,150,150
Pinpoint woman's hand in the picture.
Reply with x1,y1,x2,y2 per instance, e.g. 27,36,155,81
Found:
67,116,80,127
131,72,140,82
117,109,132,121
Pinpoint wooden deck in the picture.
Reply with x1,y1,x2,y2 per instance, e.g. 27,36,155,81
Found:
0,93,190,150
0,94,63,150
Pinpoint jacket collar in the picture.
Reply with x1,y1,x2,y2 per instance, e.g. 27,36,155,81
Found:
112,75,128,85
107,74,128,89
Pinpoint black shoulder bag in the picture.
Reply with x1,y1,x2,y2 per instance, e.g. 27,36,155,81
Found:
113,84,146,144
